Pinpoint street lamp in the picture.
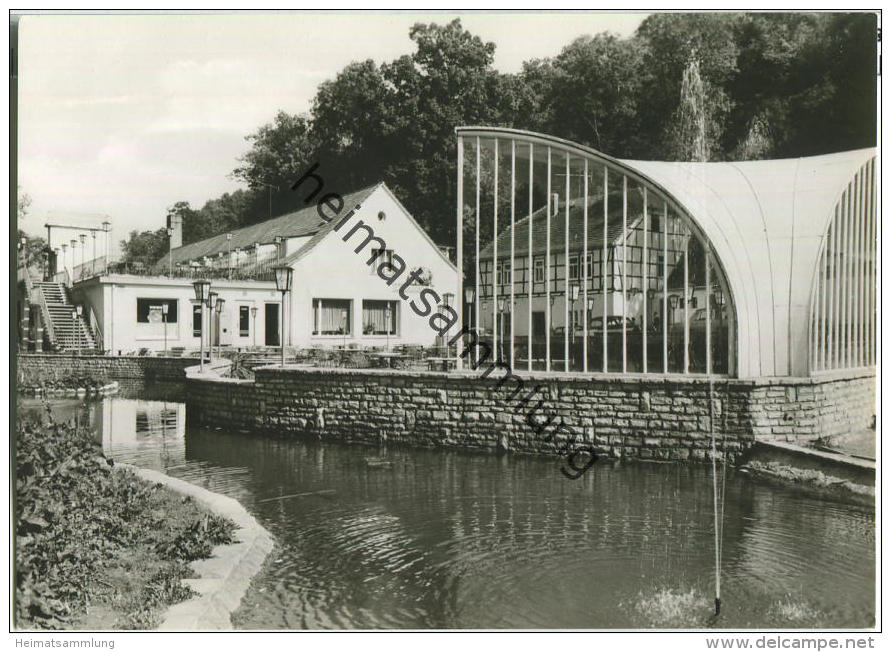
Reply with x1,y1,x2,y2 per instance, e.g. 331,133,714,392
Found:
79,233,87,278
91,230,97,277
60,244,68,279
70,240,77,280
273,265,293,367
226,233,232,279
74,306,83,354
250,306,258,347
207,291,218,359
215,297,226,359
167,227,175,277
102,221,111,274
192,279,211,372
497,297,506,362
162,303,169,356
385,303,391,351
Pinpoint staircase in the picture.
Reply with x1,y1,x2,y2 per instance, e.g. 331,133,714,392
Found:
34,281,98,352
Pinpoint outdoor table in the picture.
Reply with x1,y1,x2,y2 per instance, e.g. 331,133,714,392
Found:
372,352,407,368
426,356,458,372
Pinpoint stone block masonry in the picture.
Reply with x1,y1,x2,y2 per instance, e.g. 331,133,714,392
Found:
184,366,875,463
18,353,196,385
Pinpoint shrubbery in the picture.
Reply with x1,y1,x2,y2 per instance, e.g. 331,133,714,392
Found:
14,409,237,629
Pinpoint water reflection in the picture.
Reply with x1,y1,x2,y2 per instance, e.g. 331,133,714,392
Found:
30,394,875,629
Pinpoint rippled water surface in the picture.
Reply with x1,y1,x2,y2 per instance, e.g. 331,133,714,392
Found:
30,392,875,629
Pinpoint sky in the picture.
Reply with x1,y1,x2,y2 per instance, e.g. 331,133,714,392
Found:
16,11,647,252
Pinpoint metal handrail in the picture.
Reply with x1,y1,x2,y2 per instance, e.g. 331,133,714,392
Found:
89,304,103,351
33,284,57,347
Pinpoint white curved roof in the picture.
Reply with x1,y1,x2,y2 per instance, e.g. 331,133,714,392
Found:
622,149,876,377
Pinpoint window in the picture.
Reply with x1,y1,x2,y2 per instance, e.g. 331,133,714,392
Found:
568,255,579,279
533,257,545,283
313,299,352,335
137,298,177,323
371,248,393,274
192,305,202,337
239,306,250,337
362,300,397,335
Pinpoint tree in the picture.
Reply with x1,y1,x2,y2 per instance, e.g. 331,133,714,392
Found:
17,186,32,223
119,229,169,267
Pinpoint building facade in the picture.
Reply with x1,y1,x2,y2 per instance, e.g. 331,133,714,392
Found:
71,182,458,353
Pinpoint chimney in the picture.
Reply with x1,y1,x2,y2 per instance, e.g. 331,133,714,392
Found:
166,211,183,249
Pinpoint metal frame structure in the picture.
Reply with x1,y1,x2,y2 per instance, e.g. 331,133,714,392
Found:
456,126,736,377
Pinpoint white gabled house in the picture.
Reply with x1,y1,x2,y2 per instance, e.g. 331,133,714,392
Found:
70,182,458,353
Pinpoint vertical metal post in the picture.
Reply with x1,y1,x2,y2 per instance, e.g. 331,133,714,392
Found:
510,140,516,369
564,153,570,372
456,136,464,370
706,251,712,375
475,137,481,368
280,291,286,367
602,166,608,373
642,188,648,374
840,184,850,367
545,147,552,372
831,203,840,369
663,203,669,374
199,303,204,372
583,160,589,373
683,233,690,374
528,143,533,373
621,176,627,373
858,166,866,366
493,139,499,361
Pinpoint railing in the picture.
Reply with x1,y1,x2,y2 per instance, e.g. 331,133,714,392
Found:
89,304,103,351
73,256,110,282
52,268,71,286
110,257,283,282
33,284,57,349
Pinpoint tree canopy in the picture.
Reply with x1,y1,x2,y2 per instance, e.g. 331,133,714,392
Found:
155,13,874,256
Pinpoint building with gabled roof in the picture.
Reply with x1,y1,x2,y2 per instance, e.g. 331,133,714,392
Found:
69,182,457,354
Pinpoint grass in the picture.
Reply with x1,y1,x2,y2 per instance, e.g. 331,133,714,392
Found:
14,406,238,630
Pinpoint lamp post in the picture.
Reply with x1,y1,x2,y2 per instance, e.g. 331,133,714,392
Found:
91,230,97,277
60,244,68,278
497,297,506,362
192,280,211,372
251,306,258,347
569,283,580,343
70,240,77,280
167,227,174,277
207,291,218,360
162,303,169,356
342,309,349,351
79,233,87,279
215,297,225,359
385,303,391,351
464,287,475,366
273,265,293,367
443,292,454,355
226,233,232,279
73,307,81,354
102,221,111,274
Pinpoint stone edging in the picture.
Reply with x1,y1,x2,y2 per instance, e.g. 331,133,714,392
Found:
120,464,274,631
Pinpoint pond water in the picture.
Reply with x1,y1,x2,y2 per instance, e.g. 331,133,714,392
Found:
24,391,875,629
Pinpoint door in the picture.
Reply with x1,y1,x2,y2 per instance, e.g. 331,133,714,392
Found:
265,303,280,346
531,311,546,366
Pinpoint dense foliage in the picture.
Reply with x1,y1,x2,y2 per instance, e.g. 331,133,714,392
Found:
135,13,876,261
14,410,236,629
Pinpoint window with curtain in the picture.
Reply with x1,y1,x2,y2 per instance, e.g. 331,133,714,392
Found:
312,299,352,335
136,298,178,323
362,300,397,335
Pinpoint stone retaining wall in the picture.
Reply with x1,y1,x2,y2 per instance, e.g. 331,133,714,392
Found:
184,366,875,462
17,353,195,385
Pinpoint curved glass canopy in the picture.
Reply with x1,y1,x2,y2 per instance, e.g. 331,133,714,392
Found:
454,127,735,376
